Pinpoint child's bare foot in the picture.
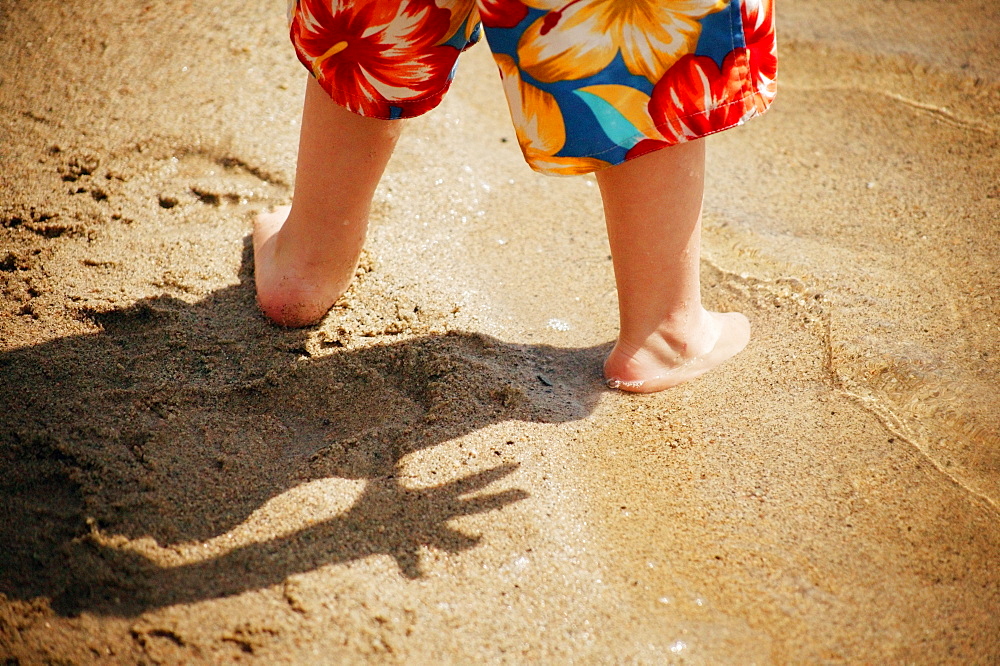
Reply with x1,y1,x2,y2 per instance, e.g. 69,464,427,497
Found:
595,140,748,394
253,205,362,327
253,77,402,327
252,77,402,328
603,310,750,393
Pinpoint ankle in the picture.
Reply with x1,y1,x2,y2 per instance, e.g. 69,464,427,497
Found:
604,310,750,393
618,307,717,358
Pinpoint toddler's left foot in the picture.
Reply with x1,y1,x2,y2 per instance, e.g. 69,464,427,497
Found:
603,311,750,393
253,205,362,327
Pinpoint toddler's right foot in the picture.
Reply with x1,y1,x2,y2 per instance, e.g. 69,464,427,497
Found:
603,310,750,393
253,206,362,327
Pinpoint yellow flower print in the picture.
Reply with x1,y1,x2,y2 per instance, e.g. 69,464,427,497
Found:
518,0,728,84
436,0,480,46
495,54,609,175
496,54,565,155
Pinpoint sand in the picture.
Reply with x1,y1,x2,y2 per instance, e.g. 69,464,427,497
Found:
2,0,999,662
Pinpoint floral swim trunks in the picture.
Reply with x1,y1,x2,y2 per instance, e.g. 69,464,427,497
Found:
288,0,777,175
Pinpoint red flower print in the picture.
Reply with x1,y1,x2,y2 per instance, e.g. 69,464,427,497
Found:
478,0,528,29
291,0,458,117
626,50,751,160
741,0,777,111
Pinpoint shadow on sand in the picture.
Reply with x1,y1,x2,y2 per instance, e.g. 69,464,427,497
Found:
0,241,609,617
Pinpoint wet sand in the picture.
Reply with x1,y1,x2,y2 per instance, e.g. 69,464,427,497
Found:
2,0,999,662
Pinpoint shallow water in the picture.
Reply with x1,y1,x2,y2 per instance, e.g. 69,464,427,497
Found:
700,11,1000,508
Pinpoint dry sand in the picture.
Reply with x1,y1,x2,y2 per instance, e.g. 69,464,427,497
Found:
2,0,999,662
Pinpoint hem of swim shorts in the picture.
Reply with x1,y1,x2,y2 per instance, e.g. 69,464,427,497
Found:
291,15,482,122
301,67,460,121
291,17,473,121
526,84,776,178
528,8,775,178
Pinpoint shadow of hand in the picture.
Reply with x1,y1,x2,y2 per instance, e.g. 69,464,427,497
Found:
0,244,609,616
60,464,526,614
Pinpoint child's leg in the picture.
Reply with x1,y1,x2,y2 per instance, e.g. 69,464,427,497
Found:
254,76,403,327
597,139,750,393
